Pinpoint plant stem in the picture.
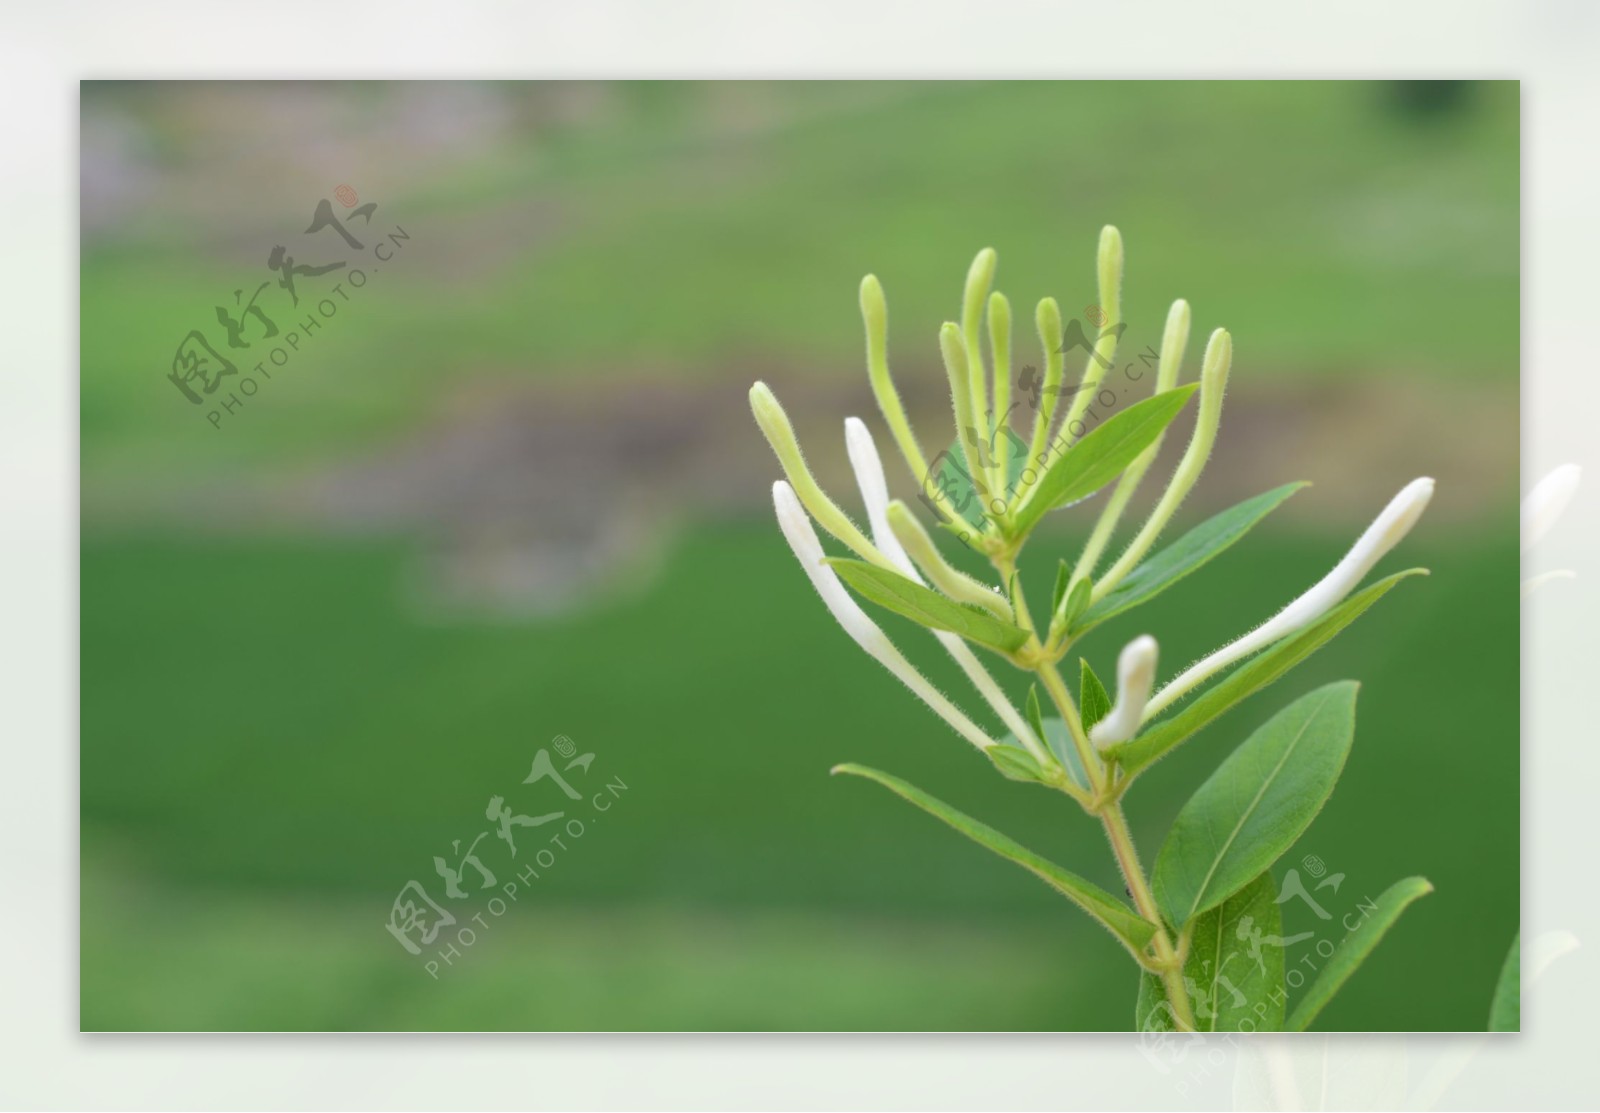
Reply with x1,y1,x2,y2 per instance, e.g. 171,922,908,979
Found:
995,553,1194,1031
1037,656,1195,1032
1036,658,1105,795
1102,800,1196,1031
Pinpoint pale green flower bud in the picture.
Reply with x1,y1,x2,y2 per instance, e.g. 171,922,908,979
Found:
859,274,935,490
884,500,1012,621
750,381,885,567
1092,328,1233,602
939,321,990,507
844,419,1046,763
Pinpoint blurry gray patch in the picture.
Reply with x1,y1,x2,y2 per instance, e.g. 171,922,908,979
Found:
89,367,1514,619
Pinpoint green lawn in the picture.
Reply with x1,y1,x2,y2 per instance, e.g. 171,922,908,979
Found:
81,515,1519,1030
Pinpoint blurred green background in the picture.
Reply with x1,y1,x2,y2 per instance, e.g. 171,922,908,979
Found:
80,80,1519,1031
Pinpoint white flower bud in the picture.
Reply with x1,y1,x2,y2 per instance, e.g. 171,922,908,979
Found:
1263,476,1433,635
841,423,1048,764
1144,477,1434,720
772,481,997,753
844,417,914,574
1091,635,1159,750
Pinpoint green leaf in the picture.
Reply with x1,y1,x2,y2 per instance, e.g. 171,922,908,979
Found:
1010,384,1199,536
1137,872,1287,1033
1079,658,1112,734
1025,684,1048,749
1489,932,1520,1032
1287,876,1434,1031
1077,482,1308,634
1004,715,1090,793
1050,560,1071,617
825,558,1031,654
986,742,1049,784
932,427,1033,530
832,763,1156,955
1153,682,1358,928
1107,569,1425,774
1056,576,1093,635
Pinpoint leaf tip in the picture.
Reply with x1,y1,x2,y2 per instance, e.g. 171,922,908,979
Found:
1326,678,1362,706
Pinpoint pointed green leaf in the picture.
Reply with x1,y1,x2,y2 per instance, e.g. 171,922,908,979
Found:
1050,560,1071,617
1287,875,1434,1031
1077,482,1309,634
832,763,1156,955
1011,384,1199,536
825,558,1030,654
1153,682,1358,928
1137,872,1287,1033
933,428,1032,529
1080,658,1112,734
1006,715,1090,794
1489,932,1520,1032
986,742,1049,784
1025,684,1049,749
1107,569,1425,774
1056,576,1094,635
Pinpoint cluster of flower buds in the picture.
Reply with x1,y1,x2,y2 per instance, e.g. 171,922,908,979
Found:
751,226,1434,779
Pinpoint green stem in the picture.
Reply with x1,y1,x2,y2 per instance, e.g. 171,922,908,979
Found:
1103,801,1195,1031
991,534,1192,1031
1036,658,1104,796
1070,470,1142,587
1036,655,1194,1032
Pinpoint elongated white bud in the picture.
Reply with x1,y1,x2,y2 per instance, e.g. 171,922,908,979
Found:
844,420,1048,763
1265,477,1433,633
772,481,998,753
846,421,1012,618
1144,477,1434,720
1091,635,1158,749
844,417,914,573
1522,464,1580,551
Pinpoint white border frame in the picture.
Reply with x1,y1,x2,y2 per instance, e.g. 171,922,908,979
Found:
5,2,1594,1108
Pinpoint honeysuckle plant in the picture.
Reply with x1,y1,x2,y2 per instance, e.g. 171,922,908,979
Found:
750,227,1440,1033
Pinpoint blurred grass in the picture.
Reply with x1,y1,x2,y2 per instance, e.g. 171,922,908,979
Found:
83,867,1125,1032
81,515,1518,1030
